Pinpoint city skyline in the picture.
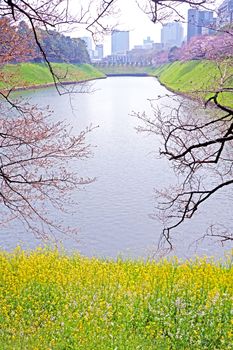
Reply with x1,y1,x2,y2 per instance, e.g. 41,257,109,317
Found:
81,24,185,58
79,0,230,57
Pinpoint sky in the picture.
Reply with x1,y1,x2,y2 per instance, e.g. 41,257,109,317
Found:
70,0,220,56
69,0,166,54
100,1,162,55
113,0,163,45
98,0,188,55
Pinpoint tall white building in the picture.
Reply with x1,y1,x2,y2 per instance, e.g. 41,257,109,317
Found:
111,30,129,55
161,22,184,48
95,44,104,59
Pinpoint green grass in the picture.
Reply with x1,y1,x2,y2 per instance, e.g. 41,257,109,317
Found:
0,248,232,349
0,63,105,90
150,60,233,108
98,65,151,75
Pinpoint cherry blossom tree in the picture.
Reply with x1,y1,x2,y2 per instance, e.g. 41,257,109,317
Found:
0,0,117,240
179,31,233,61
1,0,232,247
135,3,233,249
0,99,95,239
0,17,35,64
136,94,233,249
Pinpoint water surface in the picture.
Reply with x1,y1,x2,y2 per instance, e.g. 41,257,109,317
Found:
1,77,232,258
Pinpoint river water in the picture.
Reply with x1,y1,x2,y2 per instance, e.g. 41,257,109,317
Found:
1,77,232,258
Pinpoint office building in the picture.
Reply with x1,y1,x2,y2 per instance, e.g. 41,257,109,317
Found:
111,30,129,55
95,44,104,59
187,9,214,41
161,22,184,48
80,36,93,59
218,0,233,26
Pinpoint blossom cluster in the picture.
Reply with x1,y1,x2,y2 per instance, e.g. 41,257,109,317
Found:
153,30,233,66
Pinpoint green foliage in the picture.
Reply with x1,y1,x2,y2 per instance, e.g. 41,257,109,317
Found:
39,30,90,64
0,20,91,65
0,248,232,349
150,60,233,108
0,63,105,90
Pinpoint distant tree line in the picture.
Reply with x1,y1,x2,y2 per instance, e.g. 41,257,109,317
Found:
0,18,90,65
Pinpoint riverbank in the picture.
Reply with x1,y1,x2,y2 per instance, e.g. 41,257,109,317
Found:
97,65,151,75
0,63,106,91
0,248,232,349
106,73,148,77
149,60,233,109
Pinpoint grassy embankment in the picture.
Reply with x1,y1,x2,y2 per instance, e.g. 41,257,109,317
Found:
97,65,151,75
149,60,233,109
0,63,105,90
0,248,232,349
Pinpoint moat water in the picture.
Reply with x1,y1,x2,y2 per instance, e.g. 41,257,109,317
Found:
1,77,232,258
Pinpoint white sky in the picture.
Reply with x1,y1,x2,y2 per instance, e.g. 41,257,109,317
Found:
114,0,163,44
102,0,163,55
70,0,220,56
98,0,189,55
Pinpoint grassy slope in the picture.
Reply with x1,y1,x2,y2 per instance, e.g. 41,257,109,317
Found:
0,63,105,90
0,248,232,349
98,65,150,74
150,60,233,108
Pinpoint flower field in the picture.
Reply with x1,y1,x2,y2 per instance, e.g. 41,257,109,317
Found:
0,248,232,349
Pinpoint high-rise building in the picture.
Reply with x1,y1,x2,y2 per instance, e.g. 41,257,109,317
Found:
161,22,184,48
111,30,129,55
187,9,214,41
218,0,233,26
95,44,104,59
80,36,93,59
